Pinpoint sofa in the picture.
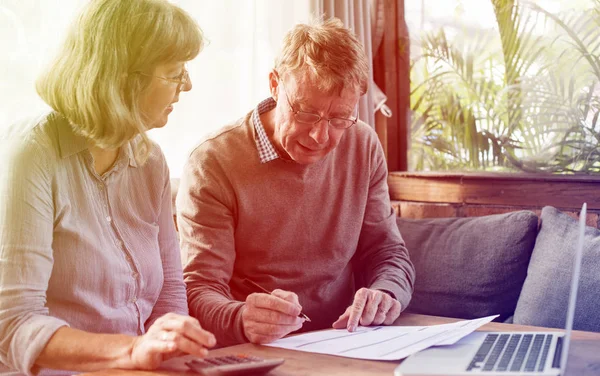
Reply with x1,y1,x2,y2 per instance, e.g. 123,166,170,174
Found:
397,206,600,333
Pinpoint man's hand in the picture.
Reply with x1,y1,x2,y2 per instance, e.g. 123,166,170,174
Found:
332,288,402,332
242,289,306,344
130,313,216,370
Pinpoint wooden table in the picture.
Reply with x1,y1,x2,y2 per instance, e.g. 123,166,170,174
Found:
84,313,600,376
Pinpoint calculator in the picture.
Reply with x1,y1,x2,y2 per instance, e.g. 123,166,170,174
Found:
185,354,284,376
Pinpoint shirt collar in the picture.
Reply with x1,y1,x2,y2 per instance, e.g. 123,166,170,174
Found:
252,98,280,164
125,141,138,168
55,113,89,159
55,112,137,168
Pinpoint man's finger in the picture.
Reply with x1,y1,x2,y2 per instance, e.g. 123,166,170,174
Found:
247,292,301,317
384,300,403,325
244,320,303,344
372,295,394,325
359,291,382,326
272,289,300,305
347,288,369,332
244,306,304,325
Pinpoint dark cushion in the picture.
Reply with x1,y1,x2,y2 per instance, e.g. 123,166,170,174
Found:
513,206,600,332
397,211,538,321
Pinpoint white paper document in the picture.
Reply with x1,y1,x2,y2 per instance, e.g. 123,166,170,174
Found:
265,315,498,361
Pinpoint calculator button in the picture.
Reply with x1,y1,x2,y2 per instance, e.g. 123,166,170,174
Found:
224,356,243,363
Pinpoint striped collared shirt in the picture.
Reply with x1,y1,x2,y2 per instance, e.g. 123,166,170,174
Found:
0,112,187,375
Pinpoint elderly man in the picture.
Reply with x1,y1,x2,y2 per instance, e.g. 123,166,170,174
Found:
177,18,415,346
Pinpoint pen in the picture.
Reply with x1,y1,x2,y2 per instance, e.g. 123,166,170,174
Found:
242,278,311,322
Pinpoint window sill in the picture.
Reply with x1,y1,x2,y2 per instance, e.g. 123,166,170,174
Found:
388,172,600,210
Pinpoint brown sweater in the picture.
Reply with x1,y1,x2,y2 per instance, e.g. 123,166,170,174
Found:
178,109,415,346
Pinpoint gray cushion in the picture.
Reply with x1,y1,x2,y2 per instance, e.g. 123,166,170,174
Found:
397,211,538,321
514,206,600,332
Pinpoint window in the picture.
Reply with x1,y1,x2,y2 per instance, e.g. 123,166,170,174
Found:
1,0,311,178
405,0,600,174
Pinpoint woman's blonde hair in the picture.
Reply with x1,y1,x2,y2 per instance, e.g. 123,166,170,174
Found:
274,17,369,95
36,0,204,163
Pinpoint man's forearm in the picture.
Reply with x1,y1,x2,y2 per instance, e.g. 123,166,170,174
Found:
362,240,415,311
188,287,247,346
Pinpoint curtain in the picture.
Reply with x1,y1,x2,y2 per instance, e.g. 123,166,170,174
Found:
312,0,392,129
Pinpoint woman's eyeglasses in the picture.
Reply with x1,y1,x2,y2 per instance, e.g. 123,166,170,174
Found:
135,68,189,91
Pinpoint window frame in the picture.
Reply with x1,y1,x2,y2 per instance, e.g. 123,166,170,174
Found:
378,0,600,202
373,0,409,172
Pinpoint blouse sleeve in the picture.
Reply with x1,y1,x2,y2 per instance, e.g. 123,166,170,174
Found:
0,133,70,375
144,148,188,329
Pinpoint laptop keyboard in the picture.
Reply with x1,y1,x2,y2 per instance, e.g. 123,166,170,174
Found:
466,333,556,373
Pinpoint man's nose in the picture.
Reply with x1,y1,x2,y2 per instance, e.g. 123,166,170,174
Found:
308,119,329,144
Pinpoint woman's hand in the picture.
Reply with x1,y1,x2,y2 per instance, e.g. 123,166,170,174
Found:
129,313,216,370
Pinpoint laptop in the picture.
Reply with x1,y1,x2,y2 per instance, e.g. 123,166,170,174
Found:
395,203,587,376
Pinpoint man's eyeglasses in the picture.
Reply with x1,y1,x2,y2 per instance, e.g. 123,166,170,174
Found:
135,68,190,91
279,82,357,129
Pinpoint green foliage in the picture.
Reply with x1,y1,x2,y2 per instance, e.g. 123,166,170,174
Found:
410,0,600,173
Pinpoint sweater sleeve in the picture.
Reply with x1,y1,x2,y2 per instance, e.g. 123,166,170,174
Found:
354,137,415,311
177,146,246,346
145,150,188,328
0,135,70,375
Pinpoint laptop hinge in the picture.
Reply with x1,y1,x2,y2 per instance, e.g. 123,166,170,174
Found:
552,337,563,369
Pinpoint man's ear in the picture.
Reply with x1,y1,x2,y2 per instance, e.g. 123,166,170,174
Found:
269,70,279,101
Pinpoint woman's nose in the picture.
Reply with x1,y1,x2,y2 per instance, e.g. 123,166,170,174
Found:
181,77,192,92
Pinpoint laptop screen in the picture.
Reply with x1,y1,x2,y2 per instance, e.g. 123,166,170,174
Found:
559,202,587,373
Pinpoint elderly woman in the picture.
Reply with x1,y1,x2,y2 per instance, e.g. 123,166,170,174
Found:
0,0,215,374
